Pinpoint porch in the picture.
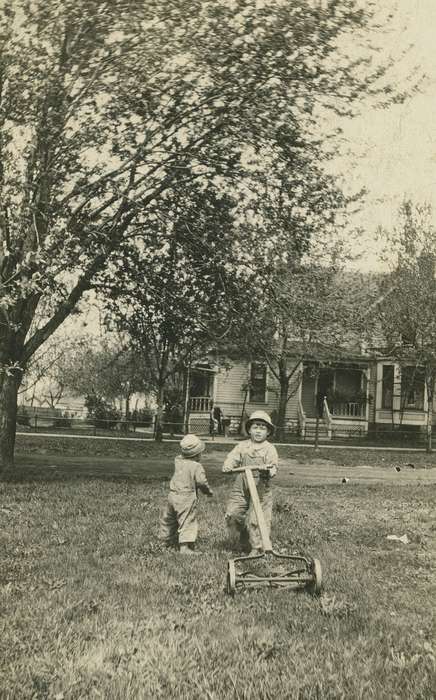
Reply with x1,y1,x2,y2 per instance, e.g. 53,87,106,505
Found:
374,362,429,429
188,398,244,436
299,363,369,439
188,364,215,414
189,396,213,413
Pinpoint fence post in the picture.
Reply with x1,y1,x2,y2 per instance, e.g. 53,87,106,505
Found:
34,414,38,431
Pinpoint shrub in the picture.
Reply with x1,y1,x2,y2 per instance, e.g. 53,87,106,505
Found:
85,395,121,430
130,407,154,428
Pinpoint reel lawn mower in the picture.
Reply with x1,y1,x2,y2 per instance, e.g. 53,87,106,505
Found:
226,466,322,596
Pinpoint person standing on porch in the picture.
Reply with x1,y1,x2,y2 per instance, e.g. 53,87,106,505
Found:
222,410,278,556
209,402,223,436
213,404,223,434
209,402,218,436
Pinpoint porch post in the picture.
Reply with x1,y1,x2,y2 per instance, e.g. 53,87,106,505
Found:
393,363,402,426
212,368,218,403
364,368,370,423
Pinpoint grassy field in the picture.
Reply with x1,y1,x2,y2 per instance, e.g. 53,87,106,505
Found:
0,436,435,698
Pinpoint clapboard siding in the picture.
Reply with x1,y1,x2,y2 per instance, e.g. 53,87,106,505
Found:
214,356,436,431
214,360,299,420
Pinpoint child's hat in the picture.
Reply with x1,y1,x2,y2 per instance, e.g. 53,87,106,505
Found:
245,410,274,436
180,434,205,457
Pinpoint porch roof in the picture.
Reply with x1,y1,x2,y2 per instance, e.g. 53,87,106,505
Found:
303,358,370,370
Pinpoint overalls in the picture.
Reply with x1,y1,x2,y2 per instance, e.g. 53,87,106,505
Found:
225,451,273,551
159,457,211,545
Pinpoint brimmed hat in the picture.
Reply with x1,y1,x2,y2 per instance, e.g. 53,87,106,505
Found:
180,434,205,457
245,410,274,436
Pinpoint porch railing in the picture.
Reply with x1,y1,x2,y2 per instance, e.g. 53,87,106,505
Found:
322,397,333,439
297,399,306,437
189,396,213,413
330,402,366,418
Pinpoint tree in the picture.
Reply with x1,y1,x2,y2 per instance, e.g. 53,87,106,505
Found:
376,200,436,452
232,248,370,441
19,336,82,410
0,0,413,469
57,336,152,417
20,331,150,416
0,1,153,466
99,185,241,438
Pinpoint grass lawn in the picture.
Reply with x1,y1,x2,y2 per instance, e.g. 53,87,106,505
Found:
1,436,435,698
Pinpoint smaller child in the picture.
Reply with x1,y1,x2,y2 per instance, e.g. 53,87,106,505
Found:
159,434,213,554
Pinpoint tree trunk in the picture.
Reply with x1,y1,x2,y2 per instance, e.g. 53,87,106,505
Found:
154,383,165,442
276,368,290,442
0,369,21,472
239,384,249,435
425,373,433,453
153,346,170,442
182,362,191,434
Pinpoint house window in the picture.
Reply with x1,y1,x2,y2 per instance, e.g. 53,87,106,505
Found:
382,365,394,410
401,366,425,410
249,362,267,403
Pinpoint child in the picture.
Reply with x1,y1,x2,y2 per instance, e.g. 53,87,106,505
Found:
159,434,213,554
222,410,278,556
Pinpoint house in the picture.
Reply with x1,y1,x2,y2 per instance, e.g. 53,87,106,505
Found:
188,353,434,440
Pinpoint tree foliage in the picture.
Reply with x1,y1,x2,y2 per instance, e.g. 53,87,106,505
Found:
58,336,151,414
21,332,150,414
376,200,436,451
20,337,84,410
98,185,242,434
230,242,371,438
0,0,412,467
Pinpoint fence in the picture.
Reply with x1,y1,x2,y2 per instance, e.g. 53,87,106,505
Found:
280,424,428,449
17,409,155,438
16,408,431,448
16,410,232,439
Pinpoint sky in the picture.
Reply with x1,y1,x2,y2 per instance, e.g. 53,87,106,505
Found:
332,0,436,269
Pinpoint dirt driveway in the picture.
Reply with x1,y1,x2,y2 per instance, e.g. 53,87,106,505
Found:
11,443,436,486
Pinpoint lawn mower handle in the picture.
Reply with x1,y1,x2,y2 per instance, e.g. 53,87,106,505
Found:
228,466,273,552
228,465,274,473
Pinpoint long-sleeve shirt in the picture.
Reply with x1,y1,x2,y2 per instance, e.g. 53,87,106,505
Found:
169,456,213,496
222,439,278,478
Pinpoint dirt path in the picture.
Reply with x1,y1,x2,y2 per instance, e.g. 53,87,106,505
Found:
11,449,436,485
204,452,436,487
276,458,436,487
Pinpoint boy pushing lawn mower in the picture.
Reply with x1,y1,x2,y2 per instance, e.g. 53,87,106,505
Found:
223,411,278,556
159,434,213,554
223,411,323,595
